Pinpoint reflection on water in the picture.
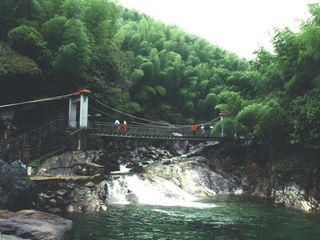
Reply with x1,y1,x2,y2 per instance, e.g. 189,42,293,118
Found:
70,195,320,240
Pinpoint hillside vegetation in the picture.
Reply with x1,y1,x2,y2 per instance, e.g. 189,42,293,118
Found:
1,0,320,155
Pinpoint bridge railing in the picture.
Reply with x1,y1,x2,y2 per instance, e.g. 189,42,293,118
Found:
0,118,68,163
88,121,212,139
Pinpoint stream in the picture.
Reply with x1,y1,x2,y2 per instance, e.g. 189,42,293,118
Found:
71,195,320,240
68,147,320,239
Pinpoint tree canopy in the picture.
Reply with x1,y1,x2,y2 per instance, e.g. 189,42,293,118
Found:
1,0,320,152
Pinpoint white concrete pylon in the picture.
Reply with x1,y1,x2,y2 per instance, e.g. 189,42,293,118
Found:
68,88,91,129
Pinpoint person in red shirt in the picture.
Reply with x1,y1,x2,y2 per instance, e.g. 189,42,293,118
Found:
191,124,198,136
122,120,128,133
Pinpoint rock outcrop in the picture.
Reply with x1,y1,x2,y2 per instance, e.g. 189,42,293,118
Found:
29,143,320,214
32,150,109,213
0,159,35,210
36,150,105,176
0,210,72,240
106,155,243,206
34,177,108,214
144,156,241,196
272,183,319,212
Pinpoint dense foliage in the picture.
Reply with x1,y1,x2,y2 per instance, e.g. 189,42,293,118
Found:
1,0,320,152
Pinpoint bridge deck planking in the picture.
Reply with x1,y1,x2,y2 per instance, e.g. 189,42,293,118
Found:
90,133,214,141
88,121,214,141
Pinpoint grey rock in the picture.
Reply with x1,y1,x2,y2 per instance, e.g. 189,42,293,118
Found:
0,159,35,209
162,160,172,165
0,234,29,240
36,150,105,176
56,190,67,196
85,182,95,188
272,183,314,211
0,210,72,240
125,193,139,203
137,147,147,153
66,181,108,212
49,198,57,204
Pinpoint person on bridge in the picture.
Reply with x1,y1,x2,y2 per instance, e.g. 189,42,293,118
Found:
122,120,128,133
114,119,120,132
191,123,198,136
200,125,205,136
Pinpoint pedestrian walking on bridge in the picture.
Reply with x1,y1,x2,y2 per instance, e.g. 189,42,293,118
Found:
191,123,198,136
122,120,128,133
114,119,120,132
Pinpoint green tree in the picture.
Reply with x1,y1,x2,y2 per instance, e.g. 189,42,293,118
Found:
0,0,33,39
8,25,49,65
41,16,67,51
52,19,91,89
63,0,84,19
211,118,244,138
83,0,119,45
290,85,320,149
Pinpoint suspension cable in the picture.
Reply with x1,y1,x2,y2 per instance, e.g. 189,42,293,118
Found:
89,95,221,127
89,105,173,128
89,95,171,126
0,93,75,109
88,105,116,118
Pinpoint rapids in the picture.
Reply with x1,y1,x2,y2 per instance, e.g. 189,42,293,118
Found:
106,156,241,208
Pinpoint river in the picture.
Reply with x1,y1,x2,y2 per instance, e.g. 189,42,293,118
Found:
70,195,320,240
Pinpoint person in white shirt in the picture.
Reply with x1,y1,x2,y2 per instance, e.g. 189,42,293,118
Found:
114,120,120,132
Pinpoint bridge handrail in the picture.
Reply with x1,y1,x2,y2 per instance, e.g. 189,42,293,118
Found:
0,118,68,163
88,121,212,138
4,118,66,144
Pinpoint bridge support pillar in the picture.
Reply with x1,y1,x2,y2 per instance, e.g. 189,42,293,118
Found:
79,94,89,129
68,88,91,151
68,97,78,128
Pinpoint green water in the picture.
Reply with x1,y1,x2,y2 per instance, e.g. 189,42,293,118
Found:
71,196,320,240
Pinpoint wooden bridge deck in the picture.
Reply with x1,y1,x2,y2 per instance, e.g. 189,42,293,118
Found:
0,119,216,164
88,121,214,141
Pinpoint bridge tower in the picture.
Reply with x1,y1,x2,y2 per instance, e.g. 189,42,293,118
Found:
68,88,91,150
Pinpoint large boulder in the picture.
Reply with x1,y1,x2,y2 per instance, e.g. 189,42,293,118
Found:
34,179,108,214
169,140,189,156
0,210,72,240
144,156,241,196
272,183,319,212
66,181,108,212
0,159,35,210
37,150,105,176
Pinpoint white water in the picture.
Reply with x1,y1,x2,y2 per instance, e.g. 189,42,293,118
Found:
107,174,216,208
110,165,131,175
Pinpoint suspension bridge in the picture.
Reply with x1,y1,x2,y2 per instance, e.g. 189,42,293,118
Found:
0,89,221,163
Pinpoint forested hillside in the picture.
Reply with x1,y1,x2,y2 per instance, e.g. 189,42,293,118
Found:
1,0,320,153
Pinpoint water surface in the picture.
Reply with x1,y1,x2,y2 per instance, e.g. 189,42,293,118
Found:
71,196,320,240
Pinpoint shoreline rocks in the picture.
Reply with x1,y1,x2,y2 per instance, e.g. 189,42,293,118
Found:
34,178,108,214
272,183,319,212
0,159,35,210
0,210,72,240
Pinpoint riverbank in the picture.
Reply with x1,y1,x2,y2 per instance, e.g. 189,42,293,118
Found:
30,140,320,213
1,140,319,239
0,159,73,240
201,143,320,212
0,210,72,240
